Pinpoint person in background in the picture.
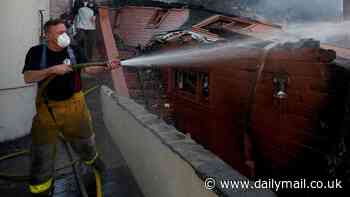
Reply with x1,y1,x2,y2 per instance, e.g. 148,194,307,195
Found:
75,0,97,61
88,0,98,15
23,19,117,196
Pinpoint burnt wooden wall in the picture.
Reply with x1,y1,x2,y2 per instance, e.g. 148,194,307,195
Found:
164,40,350,178
117,31,350,184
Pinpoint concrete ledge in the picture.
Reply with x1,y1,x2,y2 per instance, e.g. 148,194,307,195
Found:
101,85,276,197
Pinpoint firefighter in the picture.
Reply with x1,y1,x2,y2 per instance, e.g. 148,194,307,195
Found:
22,19,117,196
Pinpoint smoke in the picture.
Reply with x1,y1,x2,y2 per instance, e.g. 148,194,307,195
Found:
127,1,343,24
122,0,349,47
285,21,350,43
152,0,260,16
252,0,343,24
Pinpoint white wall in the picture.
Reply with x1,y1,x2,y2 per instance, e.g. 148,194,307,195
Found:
0,0,49,89
0,0,49,141
0,86,37,142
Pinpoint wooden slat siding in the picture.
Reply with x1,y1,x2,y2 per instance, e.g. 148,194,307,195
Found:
249,53,332,172
192,15,221,29
116,7,155,46
113,6,188,105
123,68,140,98
172,98,250,175
114,7,189,47
155,9,190,33
191,14,282,44
99,7,130,97
163,40,341,176
251,116,314,168
113,8,346,177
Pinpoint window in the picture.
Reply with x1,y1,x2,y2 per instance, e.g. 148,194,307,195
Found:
200,73,209,98
194,16,253,37
175,70,197,95
174,69,210,104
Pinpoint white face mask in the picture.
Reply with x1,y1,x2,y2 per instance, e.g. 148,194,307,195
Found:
83,2,88,7
57,33,71,48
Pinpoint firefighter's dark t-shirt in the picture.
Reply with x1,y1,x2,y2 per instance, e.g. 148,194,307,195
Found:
23,45,85,101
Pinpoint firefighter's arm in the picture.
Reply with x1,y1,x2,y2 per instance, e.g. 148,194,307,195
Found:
23,64,72,83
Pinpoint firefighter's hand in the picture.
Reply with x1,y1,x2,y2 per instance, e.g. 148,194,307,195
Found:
48,64,73,75
105,59,119,71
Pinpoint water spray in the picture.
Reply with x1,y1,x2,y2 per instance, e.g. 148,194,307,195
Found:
119,20,350,68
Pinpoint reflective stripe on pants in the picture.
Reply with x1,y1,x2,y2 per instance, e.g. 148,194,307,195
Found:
29,178,53,194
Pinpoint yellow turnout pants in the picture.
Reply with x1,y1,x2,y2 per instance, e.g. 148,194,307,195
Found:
29,91,97,194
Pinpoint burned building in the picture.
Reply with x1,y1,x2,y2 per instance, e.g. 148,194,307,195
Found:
98,3,350,196
1,1,350,196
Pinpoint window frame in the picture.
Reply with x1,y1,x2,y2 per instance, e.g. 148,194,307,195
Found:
172,68,211,105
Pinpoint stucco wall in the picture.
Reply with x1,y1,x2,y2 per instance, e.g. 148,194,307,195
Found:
101,85,276,197
0,85,37,142
0,0,49,141
0,0,49,89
